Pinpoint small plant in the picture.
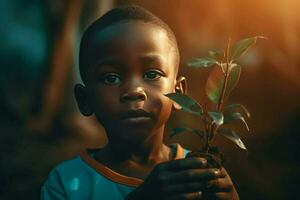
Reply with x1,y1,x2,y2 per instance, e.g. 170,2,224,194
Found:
165,36,265,164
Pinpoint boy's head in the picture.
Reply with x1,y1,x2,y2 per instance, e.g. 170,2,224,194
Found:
79,5,180,85
75,5,187,144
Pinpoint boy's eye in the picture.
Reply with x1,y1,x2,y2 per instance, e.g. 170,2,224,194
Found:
101,73,121,85
143,70,162,81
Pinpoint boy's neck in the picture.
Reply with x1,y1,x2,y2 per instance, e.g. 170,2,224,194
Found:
100,126,172,165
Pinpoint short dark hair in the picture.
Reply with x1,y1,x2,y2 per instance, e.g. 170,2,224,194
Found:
79,5,179,84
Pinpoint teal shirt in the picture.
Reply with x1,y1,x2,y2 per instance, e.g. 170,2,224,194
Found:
41,144,189,200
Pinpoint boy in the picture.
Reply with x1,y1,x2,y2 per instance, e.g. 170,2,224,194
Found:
41,5,239,200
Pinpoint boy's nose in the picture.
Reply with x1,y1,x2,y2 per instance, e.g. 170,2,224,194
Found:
120,86,147,102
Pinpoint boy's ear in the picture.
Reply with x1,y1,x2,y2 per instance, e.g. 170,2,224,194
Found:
175,76,187,94
173,76,188,110
74,84,93,116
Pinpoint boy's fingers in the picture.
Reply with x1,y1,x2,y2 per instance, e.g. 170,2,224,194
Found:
167,168,221,183
205,178,233,192
162,182,205,194
168,192,202,200
214,192,231,200
215,167,226,178
204,168,233,192
160,157,207,171
202,192,230,200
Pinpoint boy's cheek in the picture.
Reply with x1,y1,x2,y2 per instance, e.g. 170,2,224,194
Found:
147,81,175,97
149,94,173,122
90,97,119,119
91,88,118,104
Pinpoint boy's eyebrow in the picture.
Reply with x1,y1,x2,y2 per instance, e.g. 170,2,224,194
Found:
138,54,166,65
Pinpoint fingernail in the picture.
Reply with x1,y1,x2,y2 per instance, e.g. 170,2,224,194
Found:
213,168,220,176
199,158,207,165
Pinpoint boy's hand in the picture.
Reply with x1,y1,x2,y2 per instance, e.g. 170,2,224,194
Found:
126,157,225,200
202,167,240,200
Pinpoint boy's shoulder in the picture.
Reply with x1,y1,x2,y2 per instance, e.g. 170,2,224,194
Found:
42,156,88,189
49,155,84,176
41,156,87,198
41,153,135,199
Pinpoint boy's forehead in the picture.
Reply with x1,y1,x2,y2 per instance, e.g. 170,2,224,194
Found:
89,22,169,54
84,21,177,70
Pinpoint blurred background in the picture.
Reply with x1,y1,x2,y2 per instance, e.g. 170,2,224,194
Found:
0,0,299,199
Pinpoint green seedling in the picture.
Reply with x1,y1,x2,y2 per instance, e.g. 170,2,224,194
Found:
165,36,265,155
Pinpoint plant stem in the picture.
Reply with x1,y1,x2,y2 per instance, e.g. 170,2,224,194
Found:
202,104,209,153
209,39,232,149
205,39,232,153
217,38,231,112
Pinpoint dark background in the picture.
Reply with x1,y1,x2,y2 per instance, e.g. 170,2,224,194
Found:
0,0,299,199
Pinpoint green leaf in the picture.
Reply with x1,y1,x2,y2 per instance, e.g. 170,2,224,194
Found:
208,50,224,61
224,104,250,118
218,128,247,150
170,127,205,139
223,112,250,131
188,58,217,68
208,111,224,126
230,36,265,61
206,64,241,104
165,93,203,116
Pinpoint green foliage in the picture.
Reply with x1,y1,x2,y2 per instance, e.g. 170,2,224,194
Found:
208,111,224,126
224,104,250,118
188,57,217,68
165,93,203,116
170,127,204,139
208,50,224,61
206,64,241,104
218,128,247,150
165,36,263,153
223,112,250,131
230,36,265,61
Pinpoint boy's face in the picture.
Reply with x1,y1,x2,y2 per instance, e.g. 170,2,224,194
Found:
78,21,181,144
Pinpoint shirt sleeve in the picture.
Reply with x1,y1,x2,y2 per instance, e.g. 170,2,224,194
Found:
40,169,66,200
40,185,66,200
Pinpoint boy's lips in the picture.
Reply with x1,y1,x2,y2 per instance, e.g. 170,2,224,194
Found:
120,109,153,124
